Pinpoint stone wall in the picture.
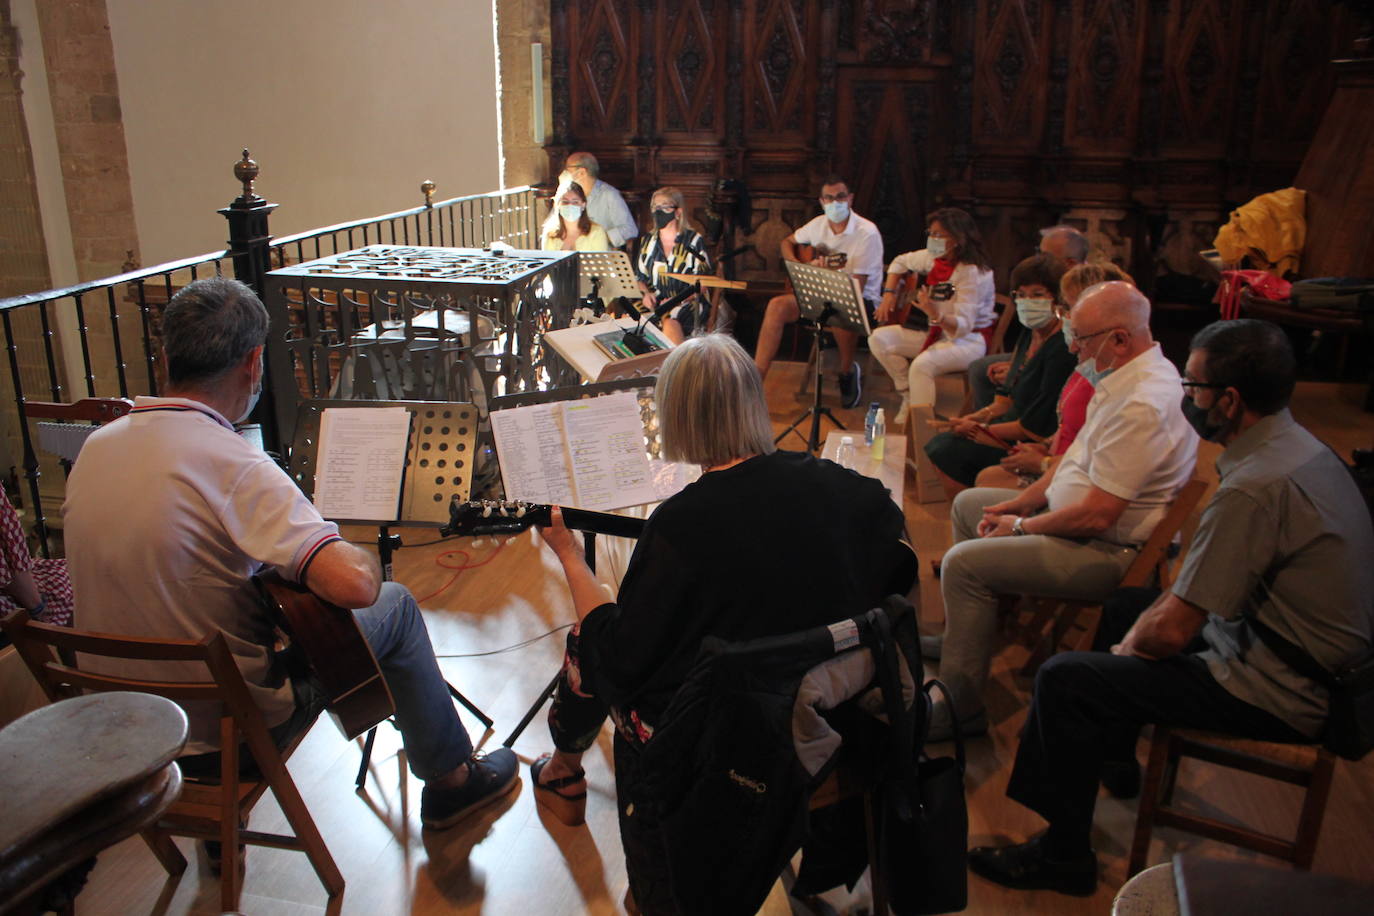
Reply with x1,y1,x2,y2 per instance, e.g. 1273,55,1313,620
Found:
494,0,552,188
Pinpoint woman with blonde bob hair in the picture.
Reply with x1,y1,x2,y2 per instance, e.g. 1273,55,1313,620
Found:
531,334,909,913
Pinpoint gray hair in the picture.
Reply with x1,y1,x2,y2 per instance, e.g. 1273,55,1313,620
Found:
1040,225,1090,264
656,334,775,467
567,151,600,178
162,277,268,386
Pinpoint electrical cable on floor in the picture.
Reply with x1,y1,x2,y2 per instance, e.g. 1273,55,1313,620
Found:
435,623,573,658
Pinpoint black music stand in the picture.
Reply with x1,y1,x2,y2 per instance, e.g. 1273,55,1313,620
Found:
774,259,872,453
483,379,659,748
288,399,495,789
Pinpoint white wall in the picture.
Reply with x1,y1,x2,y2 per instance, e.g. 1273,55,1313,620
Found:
106,0,501,265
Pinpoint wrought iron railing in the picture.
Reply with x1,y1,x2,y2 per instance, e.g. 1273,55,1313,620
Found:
0,150,545,554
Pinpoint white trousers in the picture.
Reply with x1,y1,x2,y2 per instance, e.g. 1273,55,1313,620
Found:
869,326,988,405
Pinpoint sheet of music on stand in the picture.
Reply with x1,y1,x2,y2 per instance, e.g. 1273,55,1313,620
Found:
312,407,411,521
490,390,694,511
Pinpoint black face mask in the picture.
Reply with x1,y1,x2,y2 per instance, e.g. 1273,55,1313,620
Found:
1181,395,1227,441
653,209,675,230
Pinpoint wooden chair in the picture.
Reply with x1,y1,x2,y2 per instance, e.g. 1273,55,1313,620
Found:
1015,478,1210,675
1128,727,1337,876
0,610,344,912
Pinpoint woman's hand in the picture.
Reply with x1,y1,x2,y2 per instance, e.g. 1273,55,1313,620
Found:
537,506,581,563
640,291,658,312
950,416,983,439
999,442,1049,474
987,361,1010,386
916,285,937,320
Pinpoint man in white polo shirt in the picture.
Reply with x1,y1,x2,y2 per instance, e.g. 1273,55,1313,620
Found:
927,282,1198,738
753,175,884,408
63,277,517,832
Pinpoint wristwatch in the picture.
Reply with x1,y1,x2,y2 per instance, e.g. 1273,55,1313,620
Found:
1011,516,1027,536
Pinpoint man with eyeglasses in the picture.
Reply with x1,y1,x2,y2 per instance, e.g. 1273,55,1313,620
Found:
563,152,637,249
753,175,884,408
928,282,1197,744
967,318,1374,896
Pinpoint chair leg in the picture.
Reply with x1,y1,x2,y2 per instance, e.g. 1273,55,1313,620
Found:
1129,728,1175,877
1293,752,1337,870
355,727,378,790
863,791,888,916
140,828,187,875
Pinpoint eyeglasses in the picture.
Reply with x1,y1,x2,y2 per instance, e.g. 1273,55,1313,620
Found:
819,193,851,203
1066,326,1120,344
1181,380,1226,390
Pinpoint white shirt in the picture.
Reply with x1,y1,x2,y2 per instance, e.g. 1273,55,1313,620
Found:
64,396,342,751
793,212,885,302
886,249,997,338
1045,344,1198,546
586,179,638,248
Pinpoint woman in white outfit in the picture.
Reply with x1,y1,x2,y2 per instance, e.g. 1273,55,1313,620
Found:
869,208,996,421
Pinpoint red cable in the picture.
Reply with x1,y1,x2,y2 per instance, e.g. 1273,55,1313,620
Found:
413,540,508,603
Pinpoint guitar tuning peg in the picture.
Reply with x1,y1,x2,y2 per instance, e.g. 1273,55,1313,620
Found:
514,505,526,518
481,503,493,518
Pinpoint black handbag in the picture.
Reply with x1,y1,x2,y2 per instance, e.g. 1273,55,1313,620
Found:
1247,614,1374,761
871,608,969,915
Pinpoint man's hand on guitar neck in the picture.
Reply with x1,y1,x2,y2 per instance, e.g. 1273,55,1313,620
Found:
302,540,383,609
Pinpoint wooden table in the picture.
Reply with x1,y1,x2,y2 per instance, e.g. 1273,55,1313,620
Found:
820,429,907,507
0,692,187,912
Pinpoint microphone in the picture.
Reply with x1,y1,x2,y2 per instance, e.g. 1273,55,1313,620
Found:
621,283,700,354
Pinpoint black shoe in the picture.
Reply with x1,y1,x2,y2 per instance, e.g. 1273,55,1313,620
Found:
968,835,1097,896
1101,760,1141,800
421,748,519,829
839,361,863,409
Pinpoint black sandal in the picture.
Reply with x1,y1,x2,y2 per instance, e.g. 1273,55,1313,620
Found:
530,754,587,826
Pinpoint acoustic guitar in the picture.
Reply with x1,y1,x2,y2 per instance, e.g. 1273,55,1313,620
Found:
443,499,647,540
254,571,396,740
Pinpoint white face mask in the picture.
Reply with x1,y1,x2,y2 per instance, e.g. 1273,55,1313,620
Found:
239,367,262,425
927,235,947,258
823,200,850,222
558,203,584,222
1015,297,1056,329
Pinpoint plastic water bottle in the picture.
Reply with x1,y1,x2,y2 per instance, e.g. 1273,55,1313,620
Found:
864,401,880,446
836,435,857,469
871,409,886,462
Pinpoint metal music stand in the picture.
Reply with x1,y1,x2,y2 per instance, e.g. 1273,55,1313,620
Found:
288,399,496,788
483,379,658,747
576,249,642,302
774,259,871,453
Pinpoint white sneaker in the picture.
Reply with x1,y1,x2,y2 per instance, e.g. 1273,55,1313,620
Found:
893,394,910,426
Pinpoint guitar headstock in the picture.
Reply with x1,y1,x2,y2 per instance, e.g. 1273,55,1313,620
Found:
443,499,552,537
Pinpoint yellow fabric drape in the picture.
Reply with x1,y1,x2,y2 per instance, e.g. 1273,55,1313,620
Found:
1213,187,1306,277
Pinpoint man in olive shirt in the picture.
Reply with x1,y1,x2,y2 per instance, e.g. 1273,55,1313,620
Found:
969,319,1374,896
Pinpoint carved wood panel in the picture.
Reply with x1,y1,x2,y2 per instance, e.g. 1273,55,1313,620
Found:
547,0,1351,290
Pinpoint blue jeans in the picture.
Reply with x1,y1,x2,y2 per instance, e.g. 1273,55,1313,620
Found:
354,582,473,781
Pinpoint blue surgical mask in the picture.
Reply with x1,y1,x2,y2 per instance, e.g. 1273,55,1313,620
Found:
1015,297,1056,329
824,200,850,222
927,235,947,258
1062,322,1075,348
558,203,583,222
1075,334,1117,386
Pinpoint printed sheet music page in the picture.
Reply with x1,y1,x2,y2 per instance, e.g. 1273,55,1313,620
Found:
490,391,662,510
313,406,411,521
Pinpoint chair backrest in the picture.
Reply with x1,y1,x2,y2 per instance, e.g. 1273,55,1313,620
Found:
987,293,1016,356
0,609,278,770
1118,478,1209,590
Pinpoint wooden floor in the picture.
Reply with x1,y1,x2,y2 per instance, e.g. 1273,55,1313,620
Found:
71,361,1374,916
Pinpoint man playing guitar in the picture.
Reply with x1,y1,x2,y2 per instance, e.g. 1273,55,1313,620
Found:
63,278,517,837
752,175,884,408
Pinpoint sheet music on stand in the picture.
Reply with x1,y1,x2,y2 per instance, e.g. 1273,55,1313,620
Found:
487,380,699,511
287,399,478,526
576,250,642,300
784,259,872,336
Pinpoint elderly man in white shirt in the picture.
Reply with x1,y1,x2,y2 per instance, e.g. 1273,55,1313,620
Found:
927,282,1199,739
565,151,638,249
